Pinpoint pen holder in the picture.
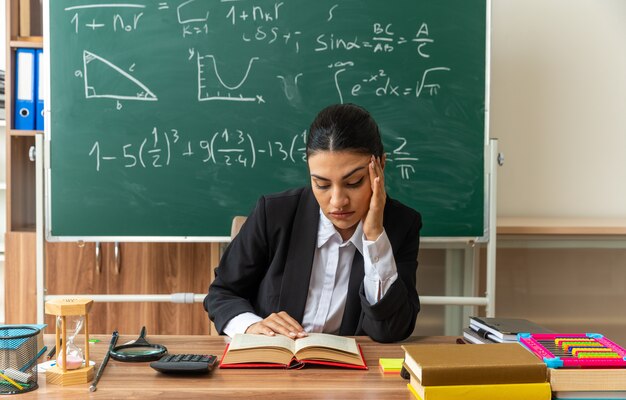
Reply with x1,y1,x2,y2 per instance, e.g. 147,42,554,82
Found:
0,326,40,394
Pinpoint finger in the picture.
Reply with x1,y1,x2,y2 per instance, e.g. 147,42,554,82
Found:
369,160,384,203
246,322,276,336
373,158,386,199
369,156,378,191
277,312,307,336
264,317,298,337
374,176,386,203
266,313,302,337
375,156,386,188
271,312,305,337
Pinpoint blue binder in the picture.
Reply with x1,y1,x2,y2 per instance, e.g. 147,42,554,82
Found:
14,48,36,130
35,49,44,131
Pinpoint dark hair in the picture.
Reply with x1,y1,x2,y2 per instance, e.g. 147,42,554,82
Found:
306,103,384,159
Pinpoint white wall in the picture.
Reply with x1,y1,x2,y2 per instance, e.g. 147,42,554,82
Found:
0,0,5,69
491,0,626,219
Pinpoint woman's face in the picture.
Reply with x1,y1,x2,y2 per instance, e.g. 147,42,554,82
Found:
308,150,373,240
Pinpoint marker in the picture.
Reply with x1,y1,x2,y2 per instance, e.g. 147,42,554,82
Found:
47,339,61,360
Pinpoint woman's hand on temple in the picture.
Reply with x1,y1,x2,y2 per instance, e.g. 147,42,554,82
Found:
363,155,386,241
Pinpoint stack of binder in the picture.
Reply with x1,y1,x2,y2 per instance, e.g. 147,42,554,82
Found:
402,343,551,400
13,48,44,130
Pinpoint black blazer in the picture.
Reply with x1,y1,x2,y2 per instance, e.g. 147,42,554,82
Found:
204,187,422,343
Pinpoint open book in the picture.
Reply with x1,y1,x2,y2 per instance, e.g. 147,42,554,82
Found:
220,333,367,369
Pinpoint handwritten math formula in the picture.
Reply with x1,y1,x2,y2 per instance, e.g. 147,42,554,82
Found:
63,1,450,107
87,126,419,180
51,0,483,185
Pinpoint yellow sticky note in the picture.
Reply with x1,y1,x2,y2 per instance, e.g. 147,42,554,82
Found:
379,358,403,373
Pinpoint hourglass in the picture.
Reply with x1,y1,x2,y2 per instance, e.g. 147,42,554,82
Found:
57,315,85,370
44,298,95,386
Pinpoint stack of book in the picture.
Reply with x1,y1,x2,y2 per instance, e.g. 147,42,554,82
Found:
463,316,553,344
402,343,551,400
549,368,626,399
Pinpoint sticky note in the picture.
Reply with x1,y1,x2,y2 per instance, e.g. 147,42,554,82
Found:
379,358,404,373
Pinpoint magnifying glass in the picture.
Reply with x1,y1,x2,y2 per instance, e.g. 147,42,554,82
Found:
109,326,167,362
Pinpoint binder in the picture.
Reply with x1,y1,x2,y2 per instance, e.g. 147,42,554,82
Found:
14,48,36,130
35,49,44,131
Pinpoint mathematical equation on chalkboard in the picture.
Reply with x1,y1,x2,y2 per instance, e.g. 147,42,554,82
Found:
87,127,419,180
65,2,434,54
50,0,488,238
64,1,451,108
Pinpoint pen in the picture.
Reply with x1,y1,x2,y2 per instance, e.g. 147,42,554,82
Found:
89,330,119,392
46,339,59,360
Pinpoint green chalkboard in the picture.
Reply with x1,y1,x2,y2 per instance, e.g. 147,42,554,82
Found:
46,0,487,239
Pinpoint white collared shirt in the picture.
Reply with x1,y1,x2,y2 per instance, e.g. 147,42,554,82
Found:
222,210,399,337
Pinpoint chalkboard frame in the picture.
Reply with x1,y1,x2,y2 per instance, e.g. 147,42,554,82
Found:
43,0,492,243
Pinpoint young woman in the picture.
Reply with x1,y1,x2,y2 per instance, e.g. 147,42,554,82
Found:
205,103,421,343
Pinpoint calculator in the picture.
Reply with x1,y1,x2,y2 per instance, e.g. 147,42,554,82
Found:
150,354,218,374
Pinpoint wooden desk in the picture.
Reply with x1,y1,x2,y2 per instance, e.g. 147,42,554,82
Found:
20,335,456,399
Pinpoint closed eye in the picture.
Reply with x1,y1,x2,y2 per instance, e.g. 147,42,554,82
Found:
313,178,330,190
347,177,364,188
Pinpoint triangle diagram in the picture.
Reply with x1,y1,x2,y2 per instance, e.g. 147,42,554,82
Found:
83,50,157,101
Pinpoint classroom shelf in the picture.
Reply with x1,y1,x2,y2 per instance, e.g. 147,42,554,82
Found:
9,225,36,233
10,38,43,48
9,129,42,137
498,217,626,235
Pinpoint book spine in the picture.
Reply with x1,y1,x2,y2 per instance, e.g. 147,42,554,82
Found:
549,369,626,391
422,364,547,386
407,383,423,400
418,382,551,400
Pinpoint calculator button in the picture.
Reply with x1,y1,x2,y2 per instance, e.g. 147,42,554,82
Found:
182,354,193,361
191,355,201,362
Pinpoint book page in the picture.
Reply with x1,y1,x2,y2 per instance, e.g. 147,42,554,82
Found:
221,346,295,366
294,333,359,355
229,334,295,354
